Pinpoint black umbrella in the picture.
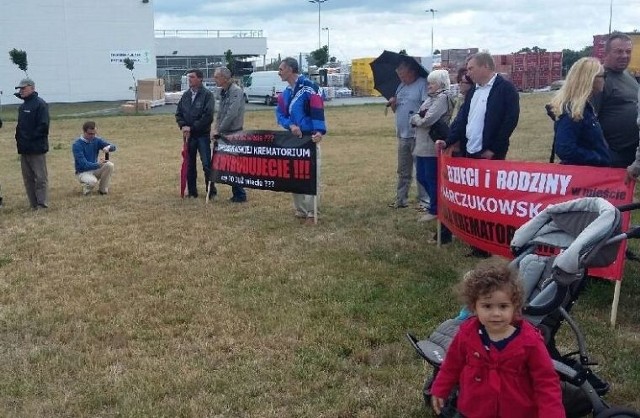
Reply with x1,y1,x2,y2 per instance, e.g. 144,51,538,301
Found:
370,50,429,100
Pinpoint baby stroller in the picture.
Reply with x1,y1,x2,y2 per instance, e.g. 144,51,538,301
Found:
407,197,640,417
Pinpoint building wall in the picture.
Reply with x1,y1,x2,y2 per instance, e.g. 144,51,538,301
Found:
0,0,156,104
155,36,267,57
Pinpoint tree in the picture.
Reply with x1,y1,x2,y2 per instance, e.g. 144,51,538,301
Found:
307,46,329,68
561,46,593,75
398,49,407,55
224,49,234,71
515,46,547,54
123,57,139,114
9,48,28,77
433,49,441,55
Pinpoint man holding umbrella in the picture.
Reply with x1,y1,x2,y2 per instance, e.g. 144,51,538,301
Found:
385,58,428,210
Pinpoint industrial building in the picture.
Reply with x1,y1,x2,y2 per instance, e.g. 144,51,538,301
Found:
0,0,156,105
0,2,267,104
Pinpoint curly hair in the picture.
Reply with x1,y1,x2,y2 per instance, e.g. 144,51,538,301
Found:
456,258,525,315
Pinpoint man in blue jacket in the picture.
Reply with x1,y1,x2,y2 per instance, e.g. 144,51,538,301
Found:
276,57,326,223
15,78,50,209
444,52,520,160
72,121,117,195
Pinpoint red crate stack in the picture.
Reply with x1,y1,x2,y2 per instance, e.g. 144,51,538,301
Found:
592,35,607,62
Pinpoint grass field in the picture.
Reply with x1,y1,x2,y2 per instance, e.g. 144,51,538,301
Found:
0,92,639,417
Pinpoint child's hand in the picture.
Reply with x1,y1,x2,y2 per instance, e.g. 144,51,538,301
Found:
431,396,444,415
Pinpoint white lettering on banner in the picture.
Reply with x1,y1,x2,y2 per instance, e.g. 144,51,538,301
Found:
217,144,254,155
441,186,545,218
495,171,572,195
216,144,312,158
446,166,479,187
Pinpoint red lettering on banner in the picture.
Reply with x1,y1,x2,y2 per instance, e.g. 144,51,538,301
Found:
438,154,634,280
215,154,292,179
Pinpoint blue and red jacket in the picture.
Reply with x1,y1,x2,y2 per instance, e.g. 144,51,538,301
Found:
276,75,326,135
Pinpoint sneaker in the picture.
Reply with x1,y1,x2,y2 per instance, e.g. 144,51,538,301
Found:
98,190,108,195
294,210,307,218
418,213,437,222
82,185,93,196
415,205,429,213
388,201,408,209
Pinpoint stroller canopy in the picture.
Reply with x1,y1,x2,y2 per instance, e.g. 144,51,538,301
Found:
511,197,621,282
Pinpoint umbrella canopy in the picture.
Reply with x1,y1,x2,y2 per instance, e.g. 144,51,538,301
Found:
180,139,188,198
370,50,429,100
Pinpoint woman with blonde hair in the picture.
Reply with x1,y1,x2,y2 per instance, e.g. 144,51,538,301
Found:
548,57,610,166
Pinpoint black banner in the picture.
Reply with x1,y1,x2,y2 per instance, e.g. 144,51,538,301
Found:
212,130,317,195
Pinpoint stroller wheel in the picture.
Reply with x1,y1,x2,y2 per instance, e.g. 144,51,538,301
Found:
594,406,640,418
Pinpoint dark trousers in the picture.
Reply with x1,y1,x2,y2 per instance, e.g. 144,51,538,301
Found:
20,154,48,208
187,135,212,197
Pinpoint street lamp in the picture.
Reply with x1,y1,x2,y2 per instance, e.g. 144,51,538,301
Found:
309,0,328,50
426,8,438,56
322,27,330,56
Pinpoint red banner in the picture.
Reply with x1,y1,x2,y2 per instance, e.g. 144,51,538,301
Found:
438,154,634,280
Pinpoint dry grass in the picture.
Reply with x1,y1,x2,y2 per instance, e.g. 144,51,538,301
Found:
0,94,638,417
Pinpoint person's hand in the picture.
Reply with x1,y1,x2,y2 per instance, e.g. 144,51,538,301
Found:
431,396,445,415
290,124,302,138
435,140,447,151
311,132,323,143
181,126,191,140
387,96,397,112
211,129,218,140
99,158,106,165
481,149,495,159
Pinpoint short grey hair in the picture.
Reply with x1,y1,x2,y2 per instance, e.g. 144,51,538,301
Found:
468,52,495,71
427,69,451,90
215,66,232,79
281,57,299,74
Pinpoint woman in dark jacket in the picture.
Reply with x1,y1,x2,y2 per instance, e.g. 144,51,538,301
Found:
549,57,610,167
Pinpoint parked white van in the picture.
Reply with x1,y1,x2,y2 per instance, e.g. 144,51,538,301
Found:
243,71,288,105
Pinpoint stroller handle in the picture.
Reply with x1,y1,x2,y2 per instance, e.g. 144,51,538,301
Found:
523,282,568,317
616,202,640,212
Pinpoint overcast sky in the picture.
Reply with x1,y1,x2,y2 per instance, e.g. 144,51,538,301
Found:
153,0,640,62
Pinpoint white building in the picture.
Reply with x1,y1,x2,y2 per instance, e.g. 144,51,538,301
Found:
0,0,156,104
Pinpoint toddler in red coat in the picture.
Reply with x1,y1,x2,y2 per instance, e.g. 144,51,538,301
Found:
431,258,565,418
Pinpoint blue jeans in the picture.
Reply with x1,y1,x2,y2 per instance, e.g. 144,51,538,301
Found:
187,135,212,197
415,156,438,215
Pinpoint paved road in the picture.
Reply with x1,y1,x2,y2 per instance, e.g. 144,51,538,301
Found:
149,96,387,115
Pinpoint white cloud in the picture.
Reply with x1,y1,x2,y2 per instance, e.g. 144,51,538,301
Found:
153,0,640,63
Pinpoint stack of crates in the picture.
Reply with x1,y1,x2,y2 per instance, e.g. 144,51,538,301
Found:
350,57,381,97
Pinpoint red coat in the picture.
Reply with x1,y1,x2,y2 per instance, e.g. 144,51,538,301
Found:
431,317,565,418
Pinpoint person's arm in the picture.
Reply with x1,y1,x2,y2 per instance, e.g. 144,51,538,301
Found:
191,90,215,134
275,92,291,130
489,82,520,157
175,94,187,128
96,138,116,154
445,92,472,148
217,87,243,133
555,115,608,166
72,141,100,172
412,95,448,127
35,100,50,140
309,90,326,136
528,335,565,417
430,330,466,409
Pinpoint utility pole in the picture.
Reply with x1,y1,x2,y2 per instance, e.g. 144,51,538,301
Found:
427,8,438,57
309,0,328,50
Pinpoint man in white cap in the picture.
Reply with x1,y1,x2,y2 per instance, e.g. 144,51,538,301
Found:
15,78,50,209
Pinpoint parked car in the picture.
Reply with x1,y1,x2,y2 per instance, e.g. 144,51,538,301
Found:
243,71,288,105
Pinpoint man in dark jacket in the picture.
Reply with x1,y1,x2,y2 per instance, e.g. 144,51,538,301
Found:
175,69,215,199
445,52,520,160
438,52,519,257
15,78,50,209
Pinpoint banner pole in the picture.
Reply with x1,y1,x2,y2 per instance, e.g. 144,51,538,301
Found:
436,221,441,247
313,195,318,224
610,280,621,328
